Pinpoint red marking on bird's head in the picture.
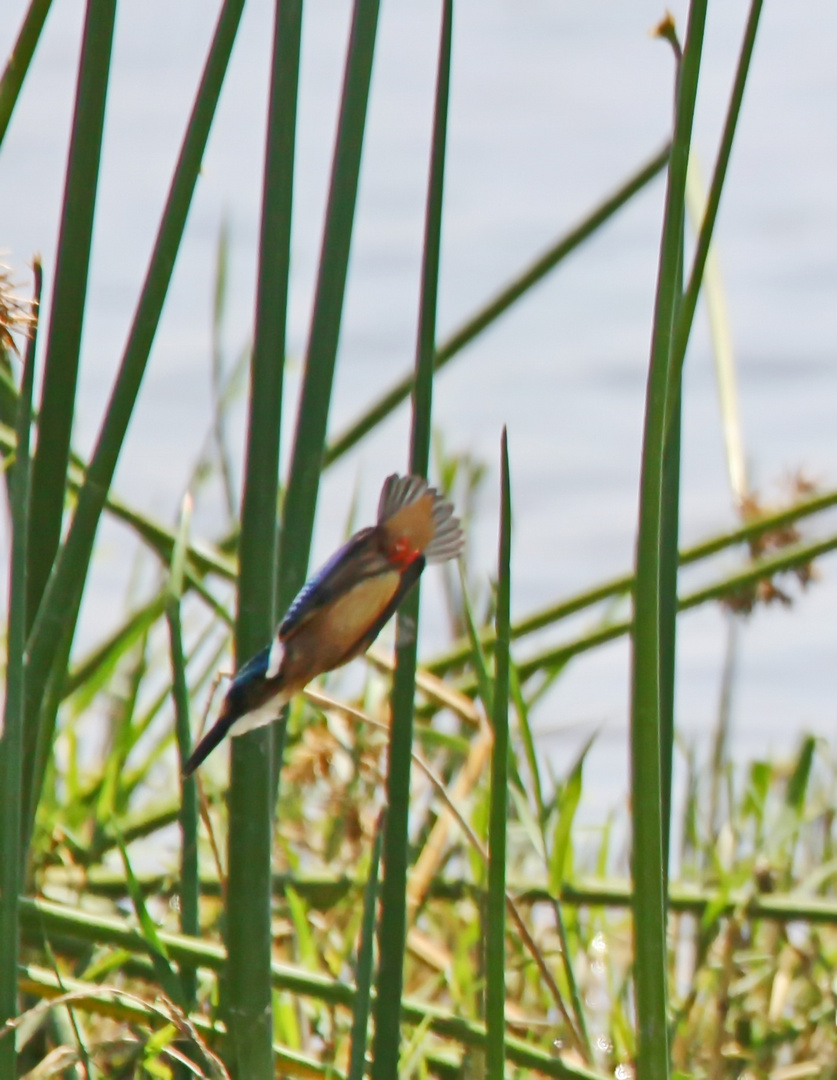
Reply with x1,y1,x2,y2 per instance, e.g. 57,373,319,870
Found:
386,535,421,569
380,491,435,566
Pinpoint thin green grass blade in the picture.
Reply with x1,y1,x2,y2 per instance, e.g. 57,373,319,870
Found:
485,430,511,1080
459,567,494,716
657,23,686,879
347,817,384,1080
26,0,117,634
630,3,707,1075
22,0,246,840
657,402,681,876
324,143,670,466
210,220,237,523
543,744,594,1060
685,156,747,503
167,495,199,1009
276,0,380,619
0,261,39,1080
115,834,186,1010
786,735,815,814
225,1,303,1073
510,661,543,820
0,0,54,147
93,628,148,829
670,0,764,399
662,0,762,932
371,4,450,1075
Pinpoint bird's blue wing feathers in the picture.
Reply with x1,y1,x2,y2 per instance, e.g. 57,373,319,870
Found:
278,528,388,639
231,645,270,689
223,644,277,719
279,542,353,635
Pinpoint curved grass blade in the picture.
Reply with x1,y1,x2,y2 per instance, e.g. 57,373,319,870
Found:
0,260,40,1080
656,20,686,880
485,430,511,1080
347,817,384,1080
19,890,610,1078
26,0,117,634
167,495,199,1009
630,3,707,1075
371,4,450,1075
324,143,670,466
0,0,55,147
225,0,303,1073
685,156,747,504
115,834,186,1010
0,418,238,587
64,590,167,703
427,485,837,674
22,0,247,843
510,531,837,685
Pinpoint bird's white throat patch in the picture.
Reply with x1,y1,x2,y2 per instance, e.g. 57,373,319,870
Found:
266,636,285,679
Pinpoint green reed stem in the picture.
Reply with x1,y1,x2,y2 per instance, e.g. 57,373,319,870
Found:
347,819,383,1080
0,262,39,1080
224,2,302,1076
485,430,511,1080
22,0,246,846
0,0,54,146
26,0,116,635
630,2,706,1074
371,5,450,1076
324,143,669,466
276,0,380,619
669,0,765,404
18,897,603,1079
659,23,686,878
166,497,198,1009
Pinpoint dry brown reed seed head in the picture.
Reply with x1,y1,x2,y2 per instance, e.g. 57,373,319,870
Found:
0,260,38,356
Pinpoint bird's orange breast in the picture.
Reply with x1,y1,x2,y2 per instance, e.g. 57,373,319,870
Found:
281,570,402,684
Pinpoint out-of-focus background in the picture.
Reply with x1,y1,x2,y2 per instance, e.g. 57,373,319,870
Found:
2,0,836,817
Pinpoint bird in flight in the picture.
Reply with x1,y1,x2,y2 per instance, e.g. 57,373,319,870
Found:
182,474,464,775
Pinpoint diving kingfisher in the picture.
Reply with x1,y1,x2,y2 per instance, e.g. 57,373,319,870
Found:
183,474,464,775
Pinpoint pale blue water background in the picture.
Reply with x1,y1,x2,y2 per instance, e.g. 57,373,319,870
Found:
1,0,836,827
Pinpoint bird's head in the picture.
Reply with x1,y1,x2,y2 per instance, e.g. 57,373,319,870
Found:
376,475,463,569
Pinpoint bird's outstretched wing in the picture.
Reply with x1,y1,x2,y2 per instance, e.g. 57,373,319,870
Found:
278,528,391,640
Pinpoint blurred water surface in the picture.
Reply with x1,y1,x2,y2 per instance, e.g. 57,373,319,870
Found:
1,0,836,822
